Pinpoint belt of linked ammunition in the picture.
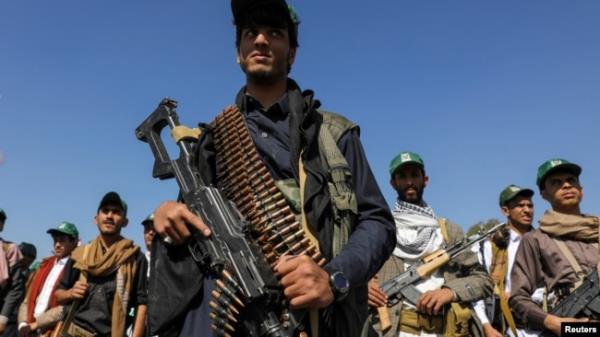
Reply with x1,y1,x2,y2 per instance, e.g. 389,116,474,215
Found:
207,105,325,336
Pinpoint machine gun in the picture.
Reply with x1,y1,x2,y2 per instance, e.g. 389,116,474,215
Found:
136,99,303,337
540,270,600,337
380,222,505,307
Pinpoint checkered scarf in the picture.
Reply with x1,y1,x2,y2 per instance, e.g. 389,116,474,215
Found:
392,200,443,259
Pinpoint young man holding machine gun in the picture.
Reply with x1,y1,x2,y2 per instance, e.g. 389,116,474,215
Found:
144,0,396,336
510,159,599,336
366,152,492,337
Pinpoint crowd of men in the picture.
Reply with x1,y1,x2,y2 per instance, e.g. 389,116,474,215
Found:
1,0,597,336
0,191,155,337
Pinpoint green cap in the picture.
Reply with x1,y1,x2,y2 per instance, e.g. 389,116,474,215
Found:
141,213,154,226
536,158,582,187
19,242,37,258
231,0,300,25
389,151,425,176
47,221,79,238
98,191,128,215
30,261,41,272
499,185,534,206
0,208,5,221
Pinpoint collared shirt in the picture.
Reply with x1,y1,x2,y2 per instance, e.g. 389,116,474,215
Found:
244,94,294,181
234,92,395,285
196,90,395,286
33,257,68,318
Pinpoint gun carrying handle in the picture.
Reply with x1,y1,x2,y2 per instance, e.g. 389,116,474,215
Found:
135,99,180,179
416,252,450,278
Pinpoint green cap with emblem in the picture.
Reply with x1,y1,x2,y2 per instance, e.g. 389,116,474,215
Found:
389,151,425,176
499,185,534,206
141,213,154,226
536,158,582,188
47,221,79,239
0,208,5,221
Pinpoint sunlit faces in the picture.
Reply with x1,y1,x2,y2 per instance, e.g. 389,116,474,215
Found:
541,171,583,211
390,164,429,205
237,26,296,83
502,196,534,227
95,204,128,236
52,233,78,259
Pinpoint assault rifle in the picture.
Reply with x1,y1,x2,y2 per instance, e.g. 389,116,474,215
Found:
540,270,600,337
381,222,505,307
136,99,302,337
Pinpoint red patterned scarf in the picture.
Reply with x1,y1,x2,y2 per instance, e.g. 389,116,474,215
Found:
26,256,62,323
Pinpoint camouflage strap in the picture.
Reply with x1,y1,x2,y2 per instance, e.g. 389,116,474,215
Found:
317,112,357,257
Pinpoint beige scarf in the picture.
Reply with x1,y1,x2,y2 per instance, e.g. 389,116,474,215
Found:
539,210,599,242
71,236,139,337
539,210,600,278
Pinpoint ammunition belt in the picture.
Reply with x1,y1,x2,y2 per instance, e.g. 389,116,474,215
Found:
207,105,326,336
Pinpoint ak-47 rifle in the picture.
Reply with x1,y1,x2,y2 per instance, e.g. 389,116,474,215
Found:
373,222,504,331
540,270,600,337
136,99,303,337
381,222,504,307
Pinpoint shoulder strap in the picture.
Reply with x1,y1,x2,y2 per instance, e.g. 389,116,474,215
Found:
489,241,509,286
316,111,358,257
319,110,357,142
298,155,322,337
552,238,585,288
298,155,322,255
438,218,449,244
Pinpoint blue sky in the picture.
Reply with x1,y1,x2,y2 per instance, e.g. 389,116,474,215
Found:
1,0,599,260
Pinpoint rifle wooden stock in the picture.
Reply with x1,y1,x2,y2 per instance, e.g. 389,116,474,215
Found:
58,300,80,337
377,306,392,332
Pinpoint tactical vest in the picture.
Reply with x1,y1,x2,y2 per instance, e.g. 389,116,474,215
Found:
275,110,358,258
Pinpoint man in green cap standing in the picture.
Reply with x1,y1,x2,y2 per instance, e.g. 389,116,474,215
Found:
0,209,26,337
510,159,598,336
367,151,492,337
17,222,79,337
472,185,541,337
54,192,148,337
